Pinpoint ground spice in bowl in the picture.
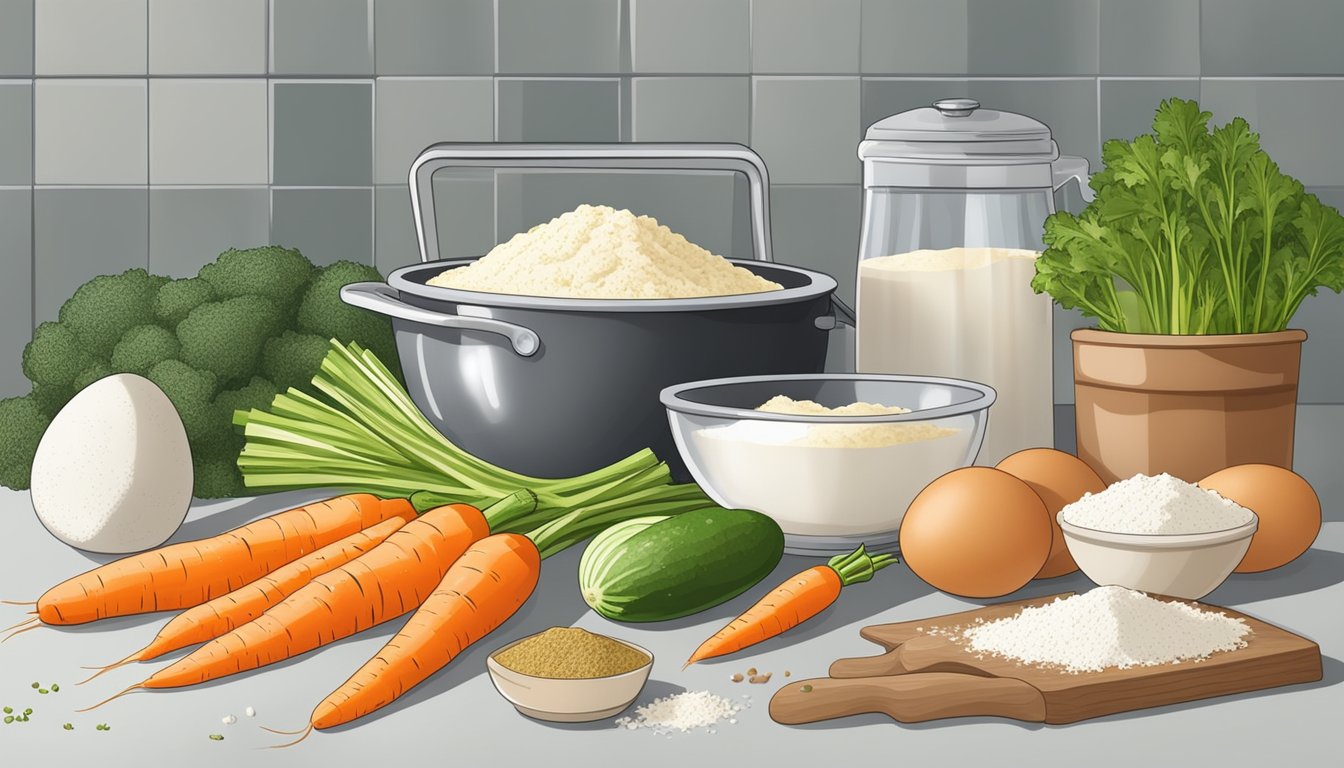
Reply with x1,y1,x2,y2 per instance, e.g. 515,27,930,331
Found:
493,627,650,679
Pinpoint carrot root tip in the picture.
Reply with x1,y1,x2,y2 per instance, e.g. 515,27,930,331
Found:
77,656,137,686
259,724,308,736
77,684,142,713
2,615,39,633
0,599,36,606
1,621,41,642
266,724,313,748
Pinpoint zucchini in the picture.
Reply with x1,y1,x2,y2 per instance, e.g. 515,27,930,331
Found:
579,507,784,622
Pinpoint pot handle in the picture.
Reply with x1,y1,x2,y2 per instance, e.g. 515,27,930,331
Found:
1052,155,1095,203
340,282,542,357
814,296,857,331
407,143,773,264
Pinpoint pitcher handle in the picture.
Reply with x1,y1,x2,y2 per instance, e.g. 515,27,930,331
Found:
1052,155,1095,203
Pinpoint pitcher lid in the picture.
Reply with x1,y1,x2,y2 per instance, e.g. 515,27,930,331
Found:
859,98,1057,161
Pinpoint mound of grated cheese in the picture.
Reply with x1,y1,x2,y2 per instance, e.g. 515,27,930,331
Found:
1059,472,1255,534
706,394,958,449
427,204,782,299
946,586,1252,673
615,690,745,734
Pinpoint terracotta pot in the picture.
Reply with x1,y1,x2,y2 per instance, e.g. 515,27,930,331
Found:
1071,328,1307,484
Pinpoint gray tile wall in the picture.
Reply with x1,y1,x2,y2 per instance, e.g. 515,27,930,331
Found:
2,1,1344,509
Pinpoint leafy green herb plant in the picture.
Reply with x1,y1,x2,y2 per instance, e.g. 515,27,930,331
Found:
1033,98,1344,334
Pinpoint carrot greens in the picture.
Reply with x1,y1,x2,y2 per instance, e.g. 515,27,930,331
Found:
233,340,672,517
1032,98,1344,334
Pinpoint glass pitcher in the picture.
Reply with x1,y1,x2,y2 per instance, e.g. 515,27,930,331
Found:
854,98,1092,465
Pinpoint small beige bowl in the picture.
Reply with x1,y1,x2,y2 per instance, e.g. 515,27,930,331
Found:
1058,512,1258,600
486,632,653,723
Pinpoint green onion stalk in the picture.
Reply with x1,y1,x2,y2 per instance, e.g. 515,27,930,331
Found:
233,340,693,527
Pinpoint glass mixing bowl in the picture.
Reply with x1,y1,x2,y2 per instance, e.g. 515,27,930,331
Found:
661,374,996,556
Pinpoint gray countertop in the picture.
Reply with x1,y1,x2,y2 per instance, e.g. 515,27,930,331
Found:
0,487,1339,766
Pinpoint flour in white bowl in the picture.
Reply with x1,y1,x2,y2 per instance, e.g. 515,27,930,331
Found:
1059,472,1255,534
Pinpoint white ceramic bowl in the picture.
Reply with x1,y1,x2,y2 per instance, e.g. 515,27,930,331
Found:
661,374,995,556
1058,513,1258,600
486,633,653,723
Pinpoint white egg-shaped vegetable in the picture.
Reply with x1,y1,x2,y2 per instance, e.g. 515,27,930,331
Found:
30,373,193,553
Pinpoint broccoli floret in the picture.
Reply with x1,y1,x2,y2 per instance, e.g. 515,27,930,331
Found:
28,381,74,418
72,360,114,392
198,246,314,309
147,359,218,443
110,324,180,376
176,296,285,385
57,268,166,358
214,376,279,423
153,277,217,329
261,331,332,393
22,321,96,391
191,453,243,500
296,261,400,376
212,376,280,455
0,396,52,490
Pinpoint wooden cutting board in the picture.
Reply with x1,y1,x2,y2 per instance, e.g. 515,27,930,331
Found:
770,592,1322,726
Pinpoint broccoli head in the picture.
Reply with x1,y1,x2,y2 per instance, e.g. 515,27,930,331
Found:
153,277,216,329
212,375,280,450
261,331,332,393
191,453,243,500
110,324,180,376
176,296,285,385
72,360,113,392
23,321,96,391
0,395,52,490
147,359,218,443
57,268,167,358
28,381,74,418
198,246,314,309
296,261,400,377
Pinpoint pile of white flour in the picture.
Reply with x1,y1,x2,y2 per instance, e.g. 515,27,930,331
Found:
1059,472,1255,534
428,204,781,299
947,586,1252,673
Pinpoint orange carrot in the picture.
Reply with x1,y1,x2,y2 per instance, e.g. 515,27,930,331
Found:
685,545,896,666
111,502,492,694
25,494,415,627
80,515,411,684
265,487,715,741
308,533,540,732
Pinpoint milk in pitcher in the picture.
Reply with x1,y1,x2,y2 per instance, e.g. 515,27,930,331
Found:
856,247,1053,466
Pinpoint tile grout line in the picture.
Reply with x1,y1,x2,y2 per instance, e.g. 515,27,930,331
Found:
145,0,150,273
267,13,274,244
29,1,35,334
369,0,376,269
368,0,377,268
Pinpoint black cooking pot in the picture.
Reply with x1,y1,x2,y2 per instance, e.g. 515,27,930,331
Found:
342,259,840,479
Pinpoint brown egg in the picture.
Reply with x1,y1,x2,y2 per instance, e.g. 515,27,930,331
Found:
1198,464,1321,573
997,448,1107,579
900,467,1053,598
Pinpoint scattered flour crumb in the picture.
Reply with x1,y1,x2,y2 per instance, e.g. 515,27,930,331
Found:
615,691,744,735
